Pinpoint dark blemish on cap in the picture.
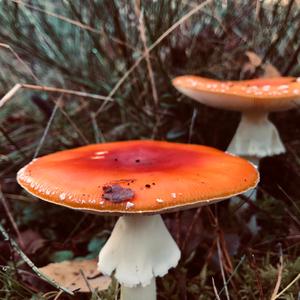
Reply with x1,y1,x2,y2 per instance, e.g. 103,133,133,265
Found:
152,182,155,185
102,184,135,203
114,158,118,161
145,184,151,188
135,159,140,163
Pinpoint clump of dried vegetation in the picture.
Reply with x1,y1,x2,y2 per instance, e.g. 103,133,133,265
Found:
0,0,299,299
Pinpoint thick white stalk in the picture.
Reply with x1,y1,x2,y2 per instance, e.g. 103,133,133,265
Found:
121,278,156,300
98,214,181,298
227,111,285,158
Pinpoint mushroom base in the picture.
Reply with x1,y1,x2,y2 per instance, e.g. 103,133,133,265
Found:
227,111,285,158
121,278,156,300
98,214,181,290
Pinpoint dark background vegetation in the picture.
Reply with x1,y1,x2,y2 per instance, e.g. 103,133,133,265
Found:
0,0,299,299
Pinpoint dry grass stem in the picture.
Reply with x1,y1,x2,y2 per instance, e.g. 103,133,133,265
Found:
0,43,39,82
0,188,24,248
273,273,300,299
217,236,230,300
10,0,135,50
0,83,112,108
0,224,74,296
134,0,159,105
94,0,213,117
270,244,284,300
33,97,62,159
212,277,221,300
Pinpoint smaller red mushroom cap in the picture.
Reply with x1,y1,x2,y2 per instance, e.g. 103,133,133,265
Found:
17,140,259,214
172,75,300,112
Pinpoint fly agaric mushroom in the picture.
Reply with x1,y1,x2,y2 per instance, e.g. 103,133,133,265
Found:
172,76,300,166
17,140,258,300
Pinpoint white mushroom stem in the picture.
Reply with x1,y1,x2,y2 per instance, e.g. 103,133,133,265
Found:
227,111,285,158
121,278,156,300
98,214,181,300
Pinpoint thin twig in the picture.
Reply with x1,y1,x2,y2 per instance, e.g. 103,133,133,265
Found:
0,125,28,159
0,83,22,107
216,236,230,300
271,243,284,300
273,273,300,299
0,188,24,248
219,255,246,296
212,277,221,300
90,112,105,143
54,290,64,300
0,223,74,296
94,0,213,117
134,1,159,106
277,185,300,215
250,253,264,299
0,83,112,109
79,269,93,294
33,97,61,159
0,43,39,82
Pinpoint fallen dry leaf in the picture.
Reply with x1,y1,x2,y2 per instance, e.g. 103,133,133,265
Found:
39,259,111,293
242,51,281,78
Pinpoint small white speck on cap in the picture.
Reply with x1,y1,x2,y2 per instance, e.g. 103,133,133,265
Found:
262,85,270,91
59,193,66,201
156,198,164,203
100,200,105,205
293,89,299,94
296,77,300,82
95,151,108,155
171,193,177,199
91,156,104,160
126,202,134,209
278,85,289,90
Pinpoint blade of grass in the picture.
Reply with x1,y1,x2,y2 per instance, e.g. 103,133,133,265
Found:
33,97,61,159
270,244,284,300
10,0,135,51
0,43,39,82
0,83,112,108
94,0,213,117
134,1,159,106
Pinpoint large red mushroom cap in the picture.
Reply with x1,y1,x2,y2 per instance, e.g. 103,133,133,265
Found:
17,140,258,214
172,75,300,112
